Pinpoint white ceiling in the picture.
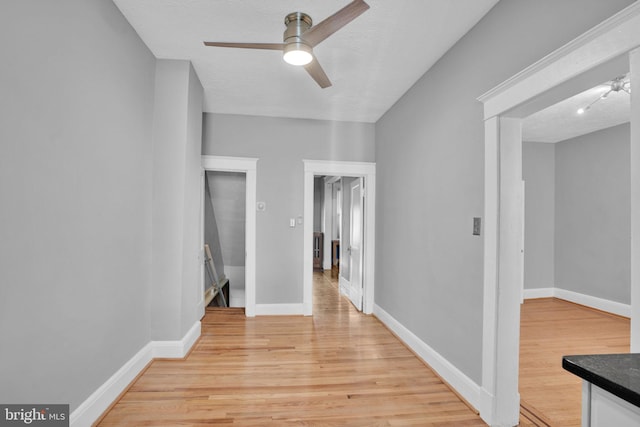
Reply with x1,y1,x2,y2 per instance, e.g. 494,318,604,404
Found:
522,76,631,143
112,0,499,123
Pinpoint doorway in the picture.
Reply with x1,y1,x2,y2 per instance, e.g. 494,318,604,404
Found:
201,155,258,317
478,5,640,424
314,175,365,311
204,170,246,307
303,160,376,316
519,109,631,425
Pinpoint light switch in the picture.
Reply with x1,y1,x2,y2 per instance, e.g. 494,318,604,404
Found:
289,218,296,228
473,217,482,236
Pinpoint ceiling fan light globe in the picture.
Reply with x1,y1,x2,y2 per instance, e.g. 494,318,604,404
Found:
283,43,313,66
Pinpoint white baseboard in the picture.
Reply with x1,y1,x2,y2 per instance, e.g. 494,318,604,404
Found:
70,320,201,427
229,289,245,308
254,303,305,315
523,287,555,299
339,276,350,298
554,288,630,318
152,321,201,358
69,343,154,427
479,388,495,426
523,287,630,317
373,304,481,411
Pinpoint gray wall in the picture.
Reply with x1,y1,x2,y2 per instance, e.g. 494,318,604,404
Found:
0,0,155,409
202,114,375,304
207,171,246,267
180,63,206,335
523,142,556,289
555,123,630,304
150,59,204,340
374,0,634,384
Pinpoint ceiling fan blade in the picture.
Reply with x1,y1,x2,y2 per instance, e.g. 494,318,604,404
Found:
203,42,285,50
302,0,370,47
304,58,332,88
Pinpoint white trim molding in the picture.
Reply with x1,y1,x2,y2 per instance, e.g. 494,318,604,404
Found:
151,321,201,358
630,47,640,352
478,3,640,425
201,155,258,317
554,289,631,318
339,275,351,300
70,344,154,427
70,321,201,427
523,287,555,300
254,304,305,316
373,304,482,411
302,160,376,316
523,287,630,317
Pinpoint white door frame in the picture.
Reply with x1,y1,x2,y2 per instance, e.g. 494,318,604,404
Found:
477,3,640,425
303,160,376,315
201,155,258,317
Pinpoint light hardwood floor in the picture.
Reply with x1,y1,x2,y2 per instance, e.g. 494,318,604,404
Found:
519,298,630,427
97,270,487,426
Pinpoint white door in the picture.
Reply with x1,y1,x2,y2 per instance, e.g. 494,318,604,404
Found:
349,178,364,311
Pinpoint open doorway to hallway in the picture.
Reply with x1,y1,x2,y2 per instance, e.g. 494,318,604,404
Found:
302,160,376,316
313,175,365,312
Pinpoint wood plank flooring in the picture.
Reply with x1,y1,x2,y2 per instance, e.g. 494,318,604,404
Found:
519,298,630,427
97,270,487,426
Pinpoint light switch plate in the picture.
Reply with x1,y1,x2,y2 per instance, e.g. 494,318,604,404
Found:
473,217,482,236
289,218,296,228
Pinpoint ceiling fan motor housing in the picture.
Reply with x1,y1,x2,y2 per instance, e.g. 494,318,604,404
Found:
283,12,313,59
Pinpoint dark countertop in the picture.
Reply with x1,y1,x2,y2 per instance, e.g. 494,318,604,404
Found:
563,354,640,407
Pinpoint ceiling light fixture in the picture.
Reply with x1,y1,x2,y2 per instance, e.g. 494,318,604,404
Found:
576,76,631,115
283,42,313,66
283,13,313,66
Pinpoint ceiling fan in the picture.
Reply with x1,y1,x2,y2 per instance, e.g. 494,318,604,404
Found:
577,75,631,114
203,0,370,89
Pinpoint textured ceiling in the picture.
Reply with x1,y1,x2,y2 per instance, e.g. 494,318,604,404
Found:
112,0,499,123
522,76,631,143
